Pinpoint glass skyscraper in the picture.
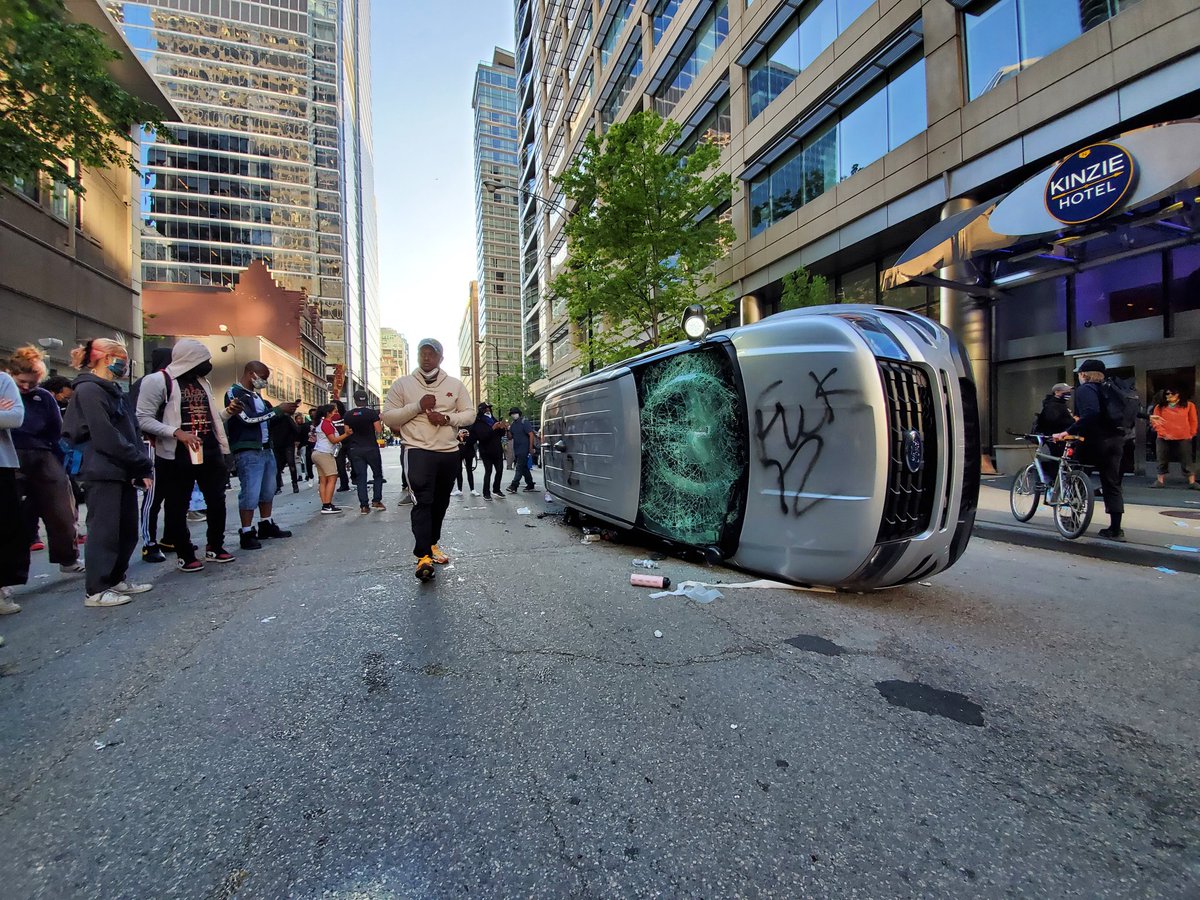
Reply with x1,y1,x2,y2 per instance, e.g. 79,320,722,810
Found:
106,0,379,399
472,48,521,400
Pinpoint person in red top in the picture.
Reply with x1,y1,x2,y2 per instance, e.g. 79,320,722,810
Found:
1148,387,1199,490
311,404,351,513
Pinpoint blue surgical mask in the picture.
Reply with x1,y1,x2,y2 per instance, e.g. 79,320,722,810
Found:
107,357,129,378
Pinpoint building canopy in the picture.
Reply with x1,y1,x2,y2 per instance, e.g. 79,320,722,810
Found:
881,119,1200,297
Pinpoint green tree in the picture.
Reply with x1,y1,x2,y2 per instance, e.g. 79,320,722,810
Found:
0,0,166,193
487,363,546,423
779,265,830,312
551,110,735,367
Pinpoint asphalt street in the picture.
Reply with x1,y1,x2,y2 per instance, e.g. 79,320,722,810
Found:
0,448,1197,898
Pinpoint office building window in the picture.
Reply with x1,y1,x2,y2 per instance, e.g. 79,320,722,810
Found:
653,1,729,117
679,86,732,155
747,0,873,119
653,0,680,44
600,0,635,69
601,45,643,131
748,55,924,236
964,0,1139,100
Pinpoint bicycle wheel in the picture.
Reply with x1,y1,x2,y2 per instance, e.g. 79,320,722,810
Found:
1053,470,1095,539
1009,463,1041,522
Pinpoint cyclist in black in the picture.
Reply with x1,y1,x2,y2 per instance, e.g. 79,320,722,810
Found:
1054,360,1124,542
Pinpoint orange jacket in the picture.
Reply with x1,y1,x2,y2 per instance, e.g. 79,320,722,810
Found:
1151,402,1198,442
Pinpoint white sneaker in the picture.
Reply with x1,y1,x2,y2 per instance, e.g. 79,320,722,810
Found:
112,581,153,595
451,489,462,497
0,593,21,615
84,590,131,608
470,490,481,497
60,562,86,575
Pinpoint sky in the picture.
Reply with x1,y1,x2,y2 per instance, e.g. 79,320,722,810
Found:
370,1,515,377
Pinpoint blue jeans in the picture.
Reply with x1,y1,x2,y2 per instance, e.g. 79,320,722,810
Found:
234,448,277,511
349,447,383,506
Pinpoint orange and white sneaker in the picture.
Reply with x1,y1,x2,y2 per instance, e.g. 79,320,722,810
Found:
430,544,450,565
415,556,436,581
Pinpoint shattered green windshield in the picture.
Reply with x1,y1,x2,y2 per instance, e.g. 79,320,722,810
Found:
638,349,745,546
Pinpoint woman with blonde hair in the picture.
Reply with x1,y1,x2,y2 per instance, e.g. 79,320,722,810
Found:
7,345,84,578
61,338,155,608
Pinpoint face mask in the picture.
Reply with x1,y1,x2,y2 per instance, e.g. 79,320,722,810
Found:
107,357,129,378
251,376,269,390
510,414,519,421
194,361,213,378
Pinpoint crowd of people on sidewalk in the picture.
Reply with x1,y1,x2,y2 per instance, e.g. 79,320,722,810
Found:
0,333,541,644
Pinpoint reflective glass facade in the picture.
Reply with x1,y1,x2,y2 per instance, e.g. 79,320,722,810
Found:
749,56,925,236
964,0,1141,100
110,0,378,397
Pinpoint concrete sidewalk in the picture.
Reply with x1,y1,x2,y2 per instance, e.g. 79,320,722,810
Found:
975,468,1200,574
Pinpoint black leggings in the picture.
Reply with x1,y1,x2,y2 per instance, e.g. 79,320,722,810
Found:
456,455,475,491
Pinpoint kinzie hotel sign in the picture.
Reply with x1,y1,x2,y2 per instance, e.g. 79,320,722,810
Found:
1044,142,1137,226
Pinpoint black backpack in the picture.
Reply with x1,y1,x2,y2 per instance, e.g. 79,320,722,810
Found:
1098,377,1139,434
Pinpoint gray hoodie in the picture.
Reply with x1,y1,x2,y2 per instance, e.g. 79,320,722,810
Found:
0,371,24,469
136,338,231,460
63,373,153,482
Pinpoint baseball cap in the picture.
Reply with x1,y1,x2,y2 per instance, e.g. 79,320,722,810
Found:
1076,359,1106,375
1052,383,1071,394
417,337,443,356
477,402,492,412
509,406,521,416
353,388,368,402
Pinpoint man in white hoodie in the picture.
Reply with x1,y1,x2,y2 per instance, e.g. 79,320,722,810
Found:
381,338,475,581
136,338,239,571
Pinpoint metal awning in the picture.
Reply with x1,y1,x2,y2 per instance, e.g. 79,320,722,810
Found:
881,119,1200,296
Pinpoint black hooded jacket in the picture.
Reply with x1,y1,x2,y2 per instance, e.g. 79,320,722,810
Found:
1033,393,1074,435
471,408,504,458
63,373,153,482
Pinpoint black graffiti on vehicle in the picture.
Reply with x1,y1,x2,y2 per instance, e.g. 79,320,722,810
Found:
754,368,855,516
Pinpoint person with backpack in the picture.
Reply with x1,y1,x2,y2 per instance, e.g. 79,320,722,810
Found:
136,339,238,572
453,425,478,497
1053,359,1127,541
62,338,155,607
1148,387,1199,490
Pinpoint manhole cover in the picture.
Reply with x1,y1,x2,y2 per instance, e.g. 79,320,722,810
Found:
1160,510,1200,520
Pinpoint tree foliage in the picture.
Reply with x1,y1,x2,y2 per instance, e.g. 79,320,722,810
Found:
779,265,830,312
0,0,166,193
551,110,735,367
487,363,546,424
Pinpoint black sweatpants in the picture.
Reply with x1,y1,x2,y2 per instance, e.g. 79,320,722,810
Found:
83,480,139,597
159,454,229,561
406,448,460,559
0,469,31,588
337,448,350,490
480,452,504,497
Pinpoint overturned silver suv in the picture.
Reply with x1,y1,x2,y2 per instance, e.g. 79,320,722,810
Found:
540,305,980,590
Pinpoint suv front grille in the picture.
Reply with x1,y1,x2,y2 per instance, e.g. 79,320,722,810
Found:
877,361,938,543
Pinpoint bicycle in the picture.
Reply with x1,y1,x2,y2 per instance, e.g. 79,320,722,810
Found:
1009,433,1095,539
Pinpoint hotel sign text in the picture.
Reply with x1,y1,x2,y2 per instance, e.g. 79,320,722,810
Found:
1044,142,1137,226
